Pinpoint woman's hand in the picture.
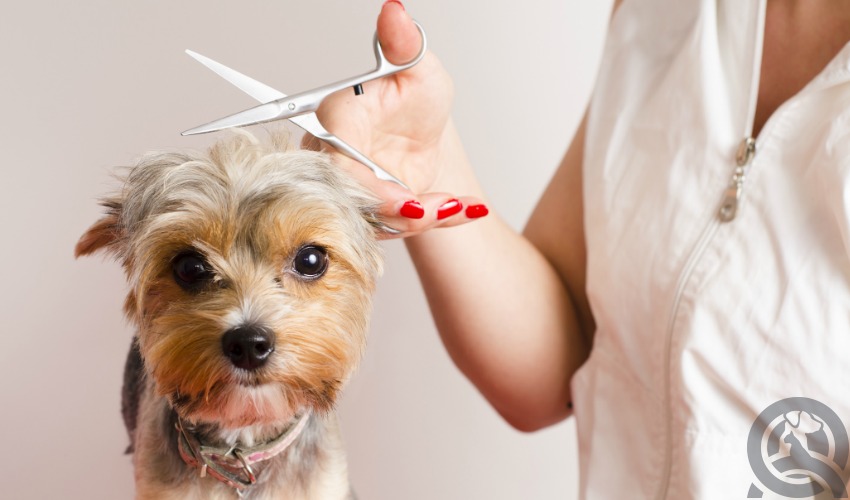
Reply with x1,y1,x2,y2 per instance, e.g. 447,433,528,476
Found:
302,0,488,238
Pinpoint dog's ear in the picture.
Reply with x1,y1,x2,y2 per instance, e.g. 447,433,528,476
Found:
75,200,123,258
357,200,404,237
360,206,389,234
344,187,394,237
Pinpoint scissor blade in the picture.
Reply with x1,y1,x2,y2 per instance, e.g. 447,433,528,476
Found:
183,50,325,137
181,52,407,188
182,100,287,135
184,50,285,103
182,50,296,135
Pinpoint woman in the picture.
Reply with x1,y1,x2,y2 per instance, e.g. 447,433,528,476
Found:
309,0,850,497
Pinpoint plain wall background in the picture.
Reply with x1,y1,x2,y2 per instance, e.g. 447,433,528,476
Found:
0,1,612,498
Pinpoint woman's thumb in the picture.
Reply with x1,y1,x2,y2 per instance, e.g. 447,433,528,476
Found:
377,1,421,65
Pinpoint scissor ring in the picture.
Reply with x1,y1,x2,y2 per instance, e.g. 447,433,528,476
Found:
372,20,428,74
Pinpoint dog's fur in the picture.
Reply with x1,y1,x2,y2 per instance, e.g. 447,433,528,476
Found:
76,131,382,499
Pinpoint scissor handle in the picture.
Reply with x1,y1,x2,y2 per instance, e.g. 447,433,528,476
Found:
371,20,428,78
294,20,427,104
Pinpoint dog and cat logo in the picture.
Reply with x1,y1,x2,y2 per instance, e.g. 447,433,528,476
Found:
748,398,850,498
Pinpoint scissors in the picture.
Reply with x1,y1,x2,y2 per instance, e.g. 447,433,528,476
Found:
182,21,428,190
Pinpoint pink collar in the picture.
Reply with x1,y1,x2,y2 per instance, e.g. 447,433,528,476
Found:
175,410,312,491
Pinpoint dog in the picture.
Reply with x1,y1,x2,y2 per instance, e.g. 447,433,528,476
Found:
76,131,383,499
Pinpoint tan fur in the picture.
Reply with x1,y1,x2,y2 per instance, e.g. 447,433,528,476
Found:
77,131,381,499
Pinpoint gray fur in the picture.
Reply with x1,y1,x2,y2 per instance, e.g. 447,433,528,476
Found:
122,339,144,453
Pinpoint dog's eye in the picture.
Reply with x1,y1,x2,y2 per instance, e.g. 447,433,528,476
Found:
172,252,213,291
292,246,328,279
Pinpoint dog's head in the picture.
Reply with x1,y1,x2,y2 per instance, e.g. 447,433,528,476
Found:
76,132,382,429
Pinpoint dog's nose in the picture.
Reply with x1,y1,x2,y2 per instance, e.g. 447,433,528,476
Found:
221,326,275,371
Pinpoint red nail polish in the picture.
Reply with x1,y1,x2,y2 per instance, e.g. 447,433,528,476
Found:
437,199,463,220
400,200,424,219
465,204,489,219
383,0,405,10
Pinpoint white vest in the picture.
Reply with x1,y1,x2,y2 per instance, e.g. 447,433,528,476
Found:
574,0,850,498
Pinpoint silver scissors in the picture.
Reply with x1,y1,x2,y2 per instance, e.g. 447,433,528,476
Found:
182,21,428,190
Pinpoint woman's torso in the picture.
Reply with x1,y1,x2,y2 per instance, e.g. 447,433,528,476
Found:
575,0,850,498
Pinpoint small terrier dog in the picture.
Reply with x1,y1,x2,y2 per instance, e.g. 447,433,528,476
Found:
76,132,382,499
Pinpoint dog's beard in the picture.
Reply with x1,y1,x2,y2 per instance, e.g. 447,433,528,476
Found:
162,356,346,430
170,382,298,429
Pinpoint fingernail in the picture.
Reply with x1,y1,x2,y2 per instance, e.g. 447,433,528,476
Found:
399,200,424,219
465,204,489,219
437,199,463,220
383,0,405,10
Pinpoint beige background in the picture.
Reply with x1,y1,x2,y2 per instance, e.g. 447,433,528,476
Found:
0,1,611,498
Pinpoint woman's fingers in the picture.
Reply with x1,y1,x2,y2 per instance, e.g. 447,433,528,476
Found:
302,133,487,239
376,193,490,240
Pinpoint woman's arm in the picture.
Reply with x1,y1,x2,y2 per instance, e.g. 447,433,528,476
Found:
311,0,621,431
405,114,591,432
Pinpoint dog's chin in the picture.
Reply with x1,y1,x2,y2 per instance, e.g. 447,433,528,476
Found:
235,373,264,388
178,383,301,430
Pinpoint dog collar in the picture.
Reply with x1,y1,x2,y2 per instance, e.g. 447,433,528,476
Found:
175,410,312,492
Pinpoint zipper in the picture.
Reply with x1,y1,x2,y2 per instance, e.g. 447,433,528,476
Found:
654,1,767,498
718,137,757,222
657,210,721,497
653,136,756,499
716,0,767,224
653,137,756,500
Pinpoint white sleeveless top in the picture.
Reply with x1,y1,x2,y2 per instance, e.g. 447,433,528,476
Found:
574,0,850,498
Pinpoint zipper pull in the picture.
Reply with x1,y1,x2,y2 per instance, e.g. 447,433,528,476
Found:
718,137,756,222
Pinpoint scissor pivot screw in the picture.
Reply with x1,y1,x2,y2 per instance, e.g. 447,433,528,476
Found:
288,103,296,111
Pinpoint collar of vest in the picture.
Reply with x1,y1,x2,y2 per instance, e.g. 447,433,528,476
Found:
175,410,312,491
